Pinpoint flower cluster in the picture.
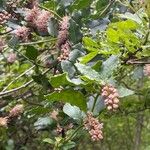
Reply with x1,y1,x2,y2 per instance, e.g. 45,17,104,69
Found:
0,38,5,52
35,10,51,33
25,7,40,26
25,7,52,33
0,104,24,128
13,26,29,41
57,16,70,62
143,64,150,76
9,104,24,118
83,112,103,141
6,0,20,8
102,85,119,111
57,41,70,62
0,11,11,25
50,110,59,121
7,53,17,63
0,117,8,128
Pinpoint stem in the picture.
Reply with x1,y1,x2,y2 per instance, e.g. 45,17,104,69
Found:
39,5,62,21
65,125,83,143
91,94,99,112
0,60,58,98
2,66,35,92
19,38,57,46
99,0,116,17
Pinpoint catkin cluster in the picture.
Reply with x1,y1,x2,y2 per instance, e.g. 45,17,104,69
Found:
83,112,103,141
25,6,52,33
0,11,11,25
7,53,17,63
0,117,8,128
0,104,24,128
8,104,24,118
102,85,119,111
0,38,5,52
57,16,70,62
143,64,150,76
13,26,29,41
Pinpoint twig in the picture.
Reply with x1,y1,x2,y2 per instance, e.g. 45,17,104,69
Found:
19,38,57,46
0,60,58,98
127,60,150,64
39,5,62,21
92,94,99,112
99,0,116,17
0,29,13,36
2,66,35,92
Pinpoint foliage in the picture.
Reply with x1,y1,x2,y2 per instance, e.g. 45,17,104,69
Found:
0,0,150,150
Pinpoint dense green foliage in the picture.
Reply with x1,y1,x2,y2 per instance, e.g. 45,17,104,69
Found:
0,0,150,149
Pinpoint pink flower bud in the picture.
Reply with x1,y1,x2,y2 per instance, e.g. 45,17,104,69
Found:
113,98,119,104
7,53,17,63
144,64,150,76
35,10,52,33
0,117,8,127
9,104,24,118
101,85,120,111
0,38,5,52
83,112,103,141
13,26,29,41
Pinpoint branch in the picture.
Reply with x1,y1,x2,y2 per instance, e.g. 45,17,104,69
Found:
127,60,150,64
19,38,57,46
99,0,116,17
38,5,62,21
0,60,58,98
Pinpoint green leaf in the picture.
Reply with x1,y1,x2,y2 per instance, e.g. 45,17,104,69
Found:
75,63,102,82
25,46,38,60
118,12,142,24
79,51,99,64
69,49,83,62
47,18,58,37
118,86,134,98
107,28,119,43
61,60,76,78
63,103,85,120
34,117,53,130
62,141,76,150
50,73,74,87
71,0,91,10
92,60,102,72
50,73,84,88
45,89,87,111
43,138,55,145
83,37,99,48
100,55,119,80
69,19,82,44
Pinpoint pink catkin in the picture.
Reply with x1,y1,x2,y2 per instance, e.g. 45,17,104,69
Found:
13,26,29,41
83,112,103,141
0,117,8,127
25,7,40,26
9,104,24,118
35,10,52,33
25,8,52,33
60,16,70,30
7,53,17,63
143,64,150,76
0,11,11,25
57,41,70,62
0,38,5,52
50,110,59,121
57,16,70,62
101,85,119,111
